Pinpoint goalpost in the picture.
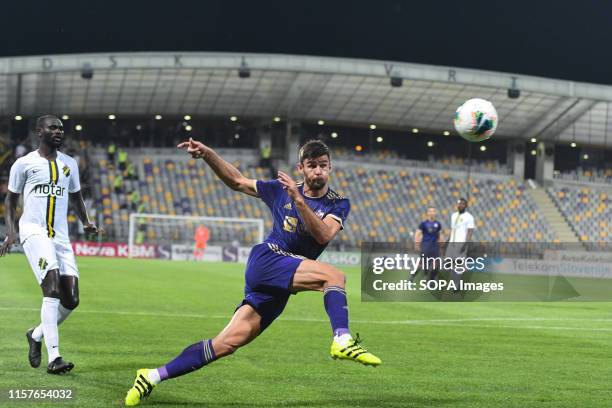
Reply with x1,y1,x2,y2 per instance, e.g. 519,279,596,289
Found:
128,213,265,259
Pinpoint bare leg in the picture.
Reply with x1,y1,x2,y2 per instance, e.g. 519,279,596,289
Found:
32,276,79,341
291,260,349,338
291,259,345,292
212,304,261,357
153,304,261,382
59,276,80,311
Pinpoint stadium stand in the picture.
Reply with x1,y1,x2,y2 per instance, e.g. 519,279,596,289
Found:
91,147,557,248
91,148,267,244
554,167,612,184
548,184,612,244
333,147,511,175
331,160,555,246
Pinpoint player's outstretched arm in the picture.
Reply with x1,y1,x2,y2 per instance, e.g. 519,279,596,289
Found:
177,138,258,197
69,191,101,235
0,191,19,257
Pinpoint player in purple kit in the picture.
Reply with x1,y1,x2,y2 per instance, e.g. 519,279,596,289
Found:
124,138,381,406
414,207,443,281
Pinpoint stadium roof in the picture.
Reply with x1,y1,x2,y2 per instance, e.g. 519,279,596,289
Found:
1,52,611,147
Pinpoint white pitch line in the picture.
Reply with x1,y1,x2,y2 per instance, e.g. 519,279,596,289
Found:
1,306,612,332
416,323,612,332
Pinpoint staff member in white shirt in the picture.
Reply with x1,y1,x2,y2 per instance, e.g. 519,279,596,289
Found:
445,198,475,290
449,198,475,246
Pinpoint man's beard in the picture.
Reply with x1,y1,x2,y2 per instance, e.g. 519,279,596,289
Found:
307,178,325,190
44,134,63,148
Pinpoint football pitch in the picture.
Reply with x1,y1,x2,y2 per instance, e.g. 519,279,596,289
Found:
1,255,611,407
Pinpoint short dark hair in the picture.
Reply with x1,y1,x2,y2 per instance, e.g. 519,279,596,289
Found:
298,139,330,163
458,197,468,205
35,115,60,130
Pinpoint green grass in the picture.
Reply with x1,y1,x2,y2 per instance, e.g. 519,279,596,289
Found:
1,254,611,407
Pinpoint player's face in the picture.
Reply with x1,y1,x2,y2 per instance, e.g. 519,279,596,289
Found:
427,208,436,219
457,200,467,212
299,155,330,191
38,118,64,148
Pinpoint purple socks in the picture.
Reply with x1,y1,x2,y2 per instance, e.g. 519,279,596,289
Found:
158,339,216,381
323,285,349,337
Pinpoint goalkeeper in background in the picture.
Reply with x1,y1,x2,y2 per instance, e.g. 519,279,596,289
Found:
192,225,210,260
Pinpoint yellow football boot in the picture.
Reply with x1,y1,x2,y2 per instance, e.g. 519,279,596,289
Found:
330,333,381,366
125,369,156,406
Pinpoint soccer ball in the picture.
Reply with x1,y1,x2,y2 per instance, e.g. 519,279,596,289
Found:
453,98,498,142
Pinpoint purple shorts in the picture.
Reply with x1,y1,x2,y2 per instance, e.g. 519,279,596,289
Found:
237,243,305,331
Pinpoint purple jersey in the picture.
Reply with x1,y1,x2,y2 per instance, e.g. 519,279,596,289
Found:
418,219,442,243
255,180,350,260
418,219,442,255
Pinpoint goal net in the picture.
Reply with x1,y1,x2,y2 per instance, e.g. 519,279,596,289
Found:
128,213,264,260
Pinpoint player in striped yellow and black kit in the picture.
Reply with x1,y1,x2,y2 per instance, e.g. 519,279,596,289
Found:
0,115,100,374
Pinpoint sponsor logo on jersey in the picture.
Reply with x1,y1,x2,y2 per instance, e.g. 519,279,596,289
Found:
283,216,298,233
284,202,292,210
32,184,66,197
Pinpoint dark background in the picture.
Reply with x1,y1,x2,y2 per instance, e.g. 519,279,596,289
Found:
4,1,612,84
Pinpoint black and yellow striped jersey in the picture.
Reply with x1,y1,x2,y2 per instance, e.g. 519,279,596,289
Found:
7,150,81,243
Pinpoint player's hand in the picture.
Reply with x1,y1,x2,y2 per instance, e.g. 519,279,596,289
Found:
0,233,18,257
177,138,208,159
84,222,102,235
277,171,301,202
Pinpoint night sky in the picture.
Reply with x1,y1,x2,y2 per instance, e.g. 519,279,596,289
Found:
4,1,612,85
